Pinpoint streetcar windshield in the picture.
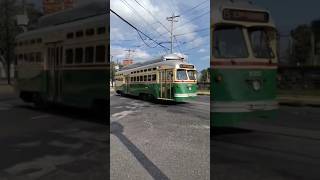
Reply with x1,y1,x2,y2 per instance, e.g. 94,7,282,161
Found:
248,27,275,59
187,70,197,80
176,69,188,80
213,26,248,58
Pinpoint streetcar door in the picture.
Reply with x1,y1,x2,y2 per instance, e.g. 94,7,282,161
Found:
47,44,63,102
125,75,129,94
159,69,173,100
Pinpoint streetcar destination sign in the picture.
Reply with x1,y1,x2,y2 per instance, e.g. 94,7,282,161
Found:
223,9,269,23
180,64,194,69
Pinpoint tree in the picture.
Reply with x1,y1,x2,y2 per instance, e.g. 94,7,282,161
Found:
290,25,312,66
0,0,42,84
0,0,19,84
199,68,210,83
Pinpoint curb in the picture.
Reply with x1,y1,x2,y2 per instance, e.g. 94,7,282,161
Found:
277,97,320,107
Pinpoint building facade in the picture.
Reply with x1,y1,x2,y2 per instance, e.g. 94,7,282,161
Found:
43,0,74,14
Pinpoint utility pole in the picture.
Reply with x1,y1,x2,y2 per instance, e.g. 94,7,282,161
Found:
166,13,180,53
125,49,135,59
4,0,11,84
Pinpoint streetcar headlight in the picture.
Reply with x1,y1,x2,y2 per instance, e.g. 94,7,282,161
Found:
252,80,261,91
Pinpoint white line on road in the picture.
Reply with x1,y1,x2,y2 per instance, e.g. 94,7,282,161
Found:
31,115,51,120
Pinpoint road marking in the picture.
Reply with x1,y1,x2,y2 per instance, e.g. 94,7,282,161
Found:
5,155,75,179
188,101,210,106
0,102,12,110
31,115,51,120
112,110,138,120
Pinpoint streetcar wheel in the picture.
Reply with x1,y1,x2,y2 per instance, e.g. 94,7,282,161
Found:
33,93,47,109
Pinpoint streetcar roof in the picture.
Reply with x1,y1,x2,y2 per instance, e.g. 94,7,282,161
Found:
119,53,188,71
212,0,275,28
117,58,196,74
38,0,106,28
15,0,107,40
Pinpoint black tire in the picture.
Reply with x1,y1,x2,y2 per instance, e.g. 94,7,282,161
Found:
33,93,48,109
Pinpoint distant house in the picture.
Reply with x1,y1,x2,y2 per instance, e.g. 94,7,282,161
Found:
122,59,134,66
43,0,74,14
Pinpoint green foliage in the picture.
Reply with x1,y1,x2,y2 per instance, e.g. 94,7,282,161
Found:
199,68,210,83
290,25,312,65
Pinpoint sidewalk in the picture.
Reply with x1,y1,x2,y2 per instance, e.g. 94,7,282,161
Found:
0,84,14,94
196,91,320,107
277,95,320,107
197,90,210,96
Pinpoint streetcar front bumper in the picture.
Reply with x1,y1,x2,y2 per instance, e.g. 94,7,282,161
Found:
211,100,278,126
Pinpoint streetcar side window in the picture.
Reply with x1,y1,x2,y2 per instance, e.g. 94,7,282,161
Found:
24,54,28,62
29,53,35,62
86,29,95,36
18,54,23,63
36,52,42,62
76,31,83,38
67,32,74,39
96,45,105,63
75,48,83,63
65,49,74,64
144,75,147,81
148,75,151,81
97,27,106,34
140,76,143,81
152,74,156,81
85,47,94,63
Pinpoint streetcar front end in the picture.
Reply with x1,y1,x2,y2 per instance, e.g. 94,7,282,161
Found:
211,2,278,126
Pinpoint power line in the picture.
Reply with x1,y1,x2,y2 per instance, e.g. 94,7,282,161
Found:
119,0,164,38
132,0,171,35
179,0,209,16
175,11,210,30
111,9,170,51
175,27,210,36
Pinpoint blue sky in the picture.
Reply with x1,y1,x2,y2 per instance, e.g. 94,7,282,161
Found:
110,0,210,71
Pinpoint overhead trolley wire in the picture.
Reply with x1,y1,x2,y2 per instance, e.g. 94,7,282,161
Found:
119,0,164,38
111,9,170,51
179,0,209,16
132,0,171,34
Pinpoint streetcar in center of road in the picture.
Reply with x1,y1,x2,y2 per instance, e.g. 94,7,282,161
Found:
115,53,198,102
211,0,279,126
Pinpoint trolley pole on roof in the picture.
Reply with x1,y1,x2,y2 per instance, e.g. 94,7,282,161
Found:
167,14,180,54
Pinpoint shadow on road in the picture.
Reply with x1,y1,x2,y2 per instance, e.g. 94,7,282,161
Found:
211,127,253,136
111,122,169,180
17,104,108,126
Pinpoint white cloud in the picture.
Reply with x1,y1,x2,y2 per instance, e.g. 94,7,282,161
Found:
111,46,152,62
198,48,206,53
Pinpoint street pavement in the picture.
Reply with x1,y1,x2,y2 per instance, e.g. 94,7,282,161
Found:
212,106,320,180
110,92,210,180
0,87,108,180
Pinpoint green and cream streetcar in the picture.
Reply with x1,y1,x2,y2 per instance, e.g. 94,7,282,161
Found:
115,53,197,102
211,0,278,126
14,1,108,109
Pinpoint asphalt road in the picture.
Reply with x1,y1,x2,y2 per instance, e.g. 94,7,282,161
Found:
110,92,210,180
0,89,108,180
212,106,320,180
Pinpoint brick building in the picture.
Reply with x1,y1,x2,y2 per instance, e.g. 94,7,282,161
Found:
122,59,134,66
43,0,74,14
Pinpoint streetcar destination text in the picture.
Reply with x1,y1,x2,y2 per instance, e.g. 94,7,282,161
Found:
223,9,269,23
